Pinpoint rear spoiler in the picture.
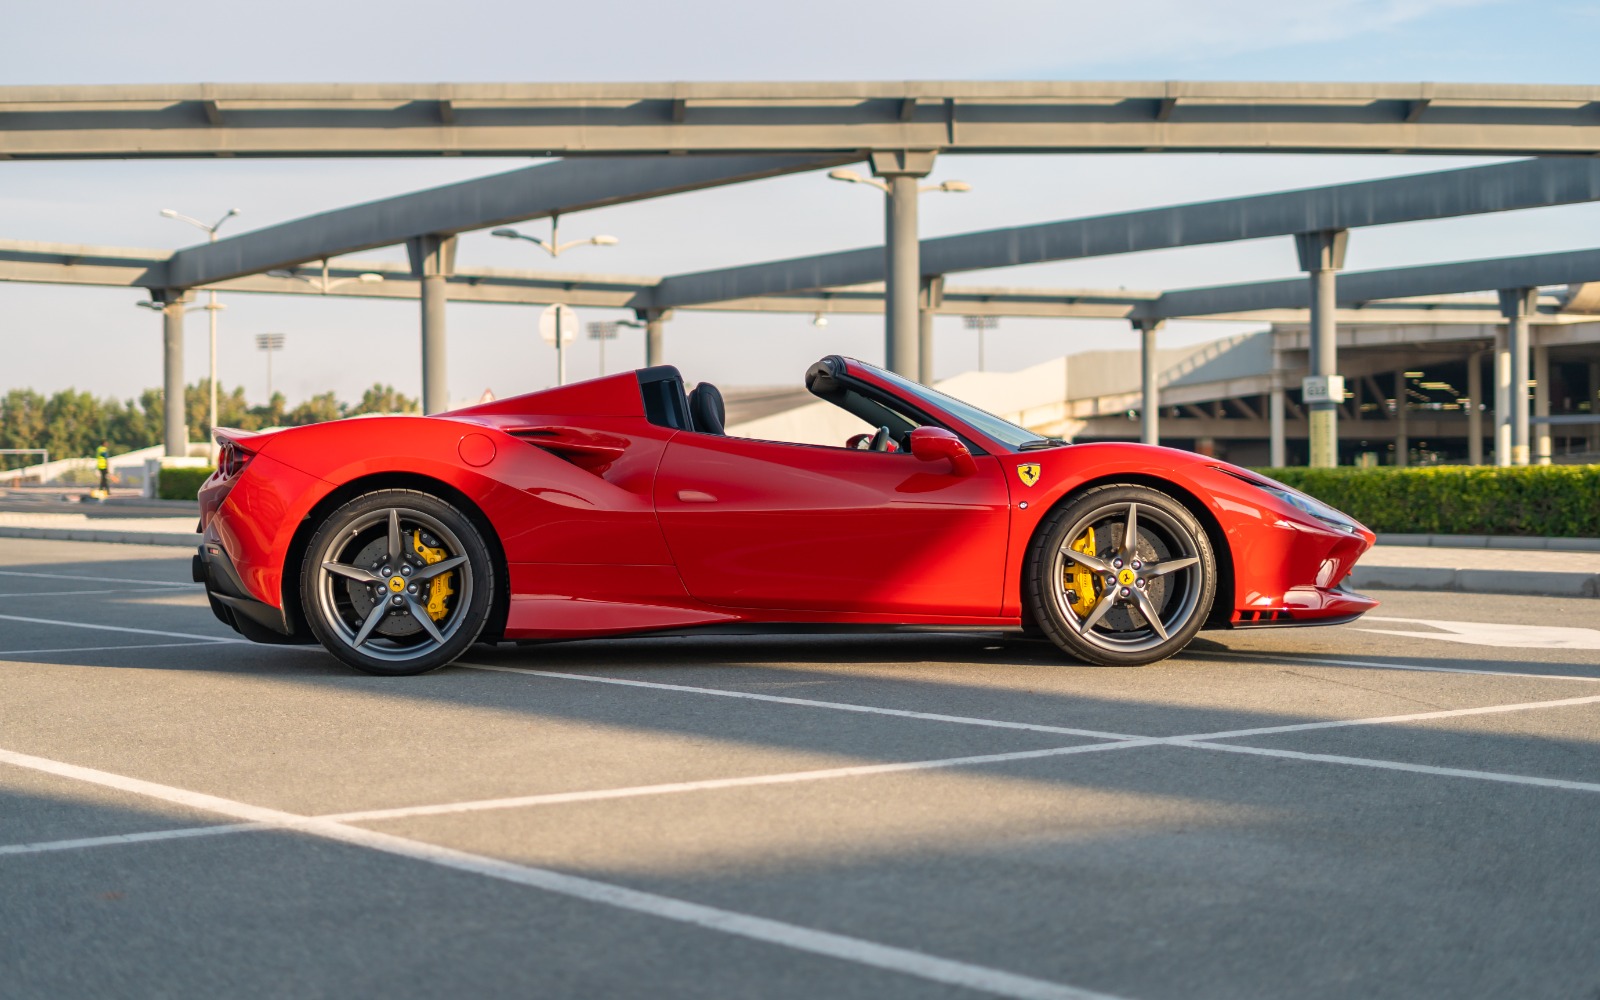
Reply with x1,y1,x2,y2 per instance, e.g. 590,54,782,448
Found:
215,427,268,453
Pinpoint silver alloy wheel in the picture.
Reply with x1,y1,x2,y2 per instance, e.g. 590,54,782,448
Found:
1047,500,1203,655
314,506,474,665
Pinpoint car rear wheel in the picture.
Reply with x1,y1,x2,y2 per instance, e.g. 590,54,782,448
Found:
1024,484,1215,666
301,489,493,676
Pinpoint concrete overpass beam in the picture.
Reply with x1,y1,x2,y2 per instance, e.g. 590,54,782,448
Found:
1498,287,1538,466
408,234,457,415
1294,229,1348,467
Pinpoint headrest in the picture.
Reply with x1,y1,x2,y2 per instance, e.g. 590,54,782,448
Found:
688,383,726,436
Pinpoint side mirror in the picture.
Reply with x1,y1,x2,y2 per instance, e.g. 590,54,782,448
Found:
908,426,977,476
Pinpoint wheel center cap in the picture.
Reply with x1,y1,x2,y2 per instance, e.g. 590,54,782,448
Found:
388,576,406,592
1117,568,1136,587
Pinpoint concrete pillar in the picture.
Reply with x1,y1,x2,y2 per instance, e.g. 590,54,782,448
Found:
1493,327,1511,467
1498,288,1537,466
1591,363,1600,453
1534,343,1551,465
1136,319,1164,445
407,234,457,415
638,308,670,367
1394,370,1409,468
160,294,188,458
1467,350,1483,466
1294,230,1349,468
1269,383,1287,468
917,276,943,385
871,151,935,379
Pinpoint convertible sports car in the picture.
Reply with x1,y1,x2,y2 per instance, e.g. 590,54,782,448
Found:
195,356,1377,675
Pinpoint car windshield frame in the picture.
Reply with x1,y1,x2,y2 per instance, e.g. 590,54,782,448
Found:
856,363,1059,453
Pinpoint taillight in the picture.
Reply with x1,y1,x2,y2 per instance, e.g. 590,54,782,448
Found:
217,442,253,479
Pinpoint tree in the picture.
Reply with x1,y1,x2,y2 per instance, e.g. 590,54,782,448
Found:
285,392,343,426
349,384,419,416
0,389,46,454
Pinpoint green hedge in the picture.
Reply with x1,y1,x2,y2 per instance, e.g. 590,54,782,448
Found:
1254,465,1600,538
157,466,215,501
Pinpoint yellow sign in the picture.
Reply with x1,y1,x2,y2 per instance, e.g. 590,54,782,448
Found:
1016,463,1041,487
388,576,406,592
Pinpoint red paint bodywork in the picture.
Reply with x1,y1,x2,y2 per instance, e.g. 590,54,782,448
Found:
198,358,1376,644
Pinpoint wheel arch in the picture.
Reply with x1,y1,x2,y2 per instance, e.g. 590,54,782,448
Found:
1024,472,1236,630
282,471,512,644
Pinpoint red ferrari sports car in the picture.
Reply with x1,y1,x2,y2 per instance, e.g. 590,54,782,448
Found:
195,356,1376,675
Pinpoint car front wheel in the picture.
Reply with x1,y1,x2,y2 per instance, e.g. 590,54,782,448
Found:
1024,484,1216,666
301,489,494,676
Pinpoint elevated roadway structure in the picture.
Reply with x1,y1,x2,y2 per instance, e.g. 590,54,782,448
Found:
6,81,1600,465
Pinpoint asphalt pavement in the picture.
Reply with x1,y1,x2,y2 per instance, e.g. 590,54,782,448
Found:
2,537,1598,1000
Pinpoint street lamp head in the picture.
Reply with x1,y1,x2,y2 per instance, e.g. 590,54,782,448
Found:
135,300,165,311
357,273,384,284
811,312,830,328
266,269,295,279
159,208,180,219
828,169,864,184
938,180,972,193
490,228,523,240
226,208,241,217
590,235,620,247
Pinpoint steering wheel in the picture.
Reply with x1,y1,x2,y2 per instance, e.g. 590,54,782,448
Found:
868,425,892,452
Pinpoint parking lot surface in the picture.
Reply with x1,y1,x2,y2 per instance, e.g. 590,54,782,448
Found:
2,537,1598,1000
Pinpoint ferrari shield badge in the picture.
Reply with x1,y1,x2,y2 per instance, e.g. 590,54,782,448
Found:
1016,462,1041,487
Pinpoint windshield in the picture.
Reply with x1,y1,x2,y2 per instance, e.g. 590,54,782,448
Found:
866,364,1059,451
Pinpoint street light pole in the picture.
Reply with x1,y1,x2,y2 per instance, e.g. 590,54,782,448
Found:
492,220,618,387
963,315,999,372
161,208,240,459
256,333,286,401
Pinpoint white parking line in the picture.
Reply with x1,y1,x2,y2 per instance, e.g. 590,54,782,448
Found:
461,663,1141,741
1174,740,1600,795
0,589,169,598
324,738,1159,824
1178,693,1600,741
0,641,226,657
0,822,266,857
0,745,1124,1000
1191,650,1600,684
0,614,245,643
0,570,195,588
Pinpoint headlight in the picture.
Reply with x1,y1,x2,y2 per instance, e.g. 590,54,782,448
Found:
1252,481,1358,532
1220,470,1359,532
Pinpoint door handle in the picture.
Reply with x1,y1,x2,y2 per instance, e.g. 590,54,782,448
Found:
676,490,718,503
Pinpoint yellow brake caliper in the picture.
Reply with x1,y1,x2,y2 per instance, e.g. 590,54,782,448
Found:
1064,527,1099,617
412,531,455,622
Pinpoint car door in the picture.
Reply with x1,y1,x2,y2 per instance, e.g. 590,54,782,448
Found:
654,433,1010,617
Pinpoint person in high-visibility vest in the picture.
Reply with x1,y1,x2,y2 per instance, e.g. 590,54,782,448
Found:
95,443,110,494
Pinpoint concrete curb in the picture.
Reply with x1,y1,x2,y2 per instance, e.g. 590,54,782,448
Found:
0,526,196,549
1376,533,1600,552
1350,564,1600,599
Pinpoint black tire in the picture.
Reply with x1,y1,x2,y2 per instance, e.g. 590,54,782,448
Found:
300,489,494,676
1023,484,1216,666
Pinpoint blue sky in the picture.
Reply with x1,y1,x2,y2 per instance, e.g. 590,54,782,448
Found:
4,0,1597,406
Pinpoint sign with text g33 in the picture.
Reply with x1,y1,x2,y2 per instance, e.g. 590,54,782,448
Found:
1301,375,1346,404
